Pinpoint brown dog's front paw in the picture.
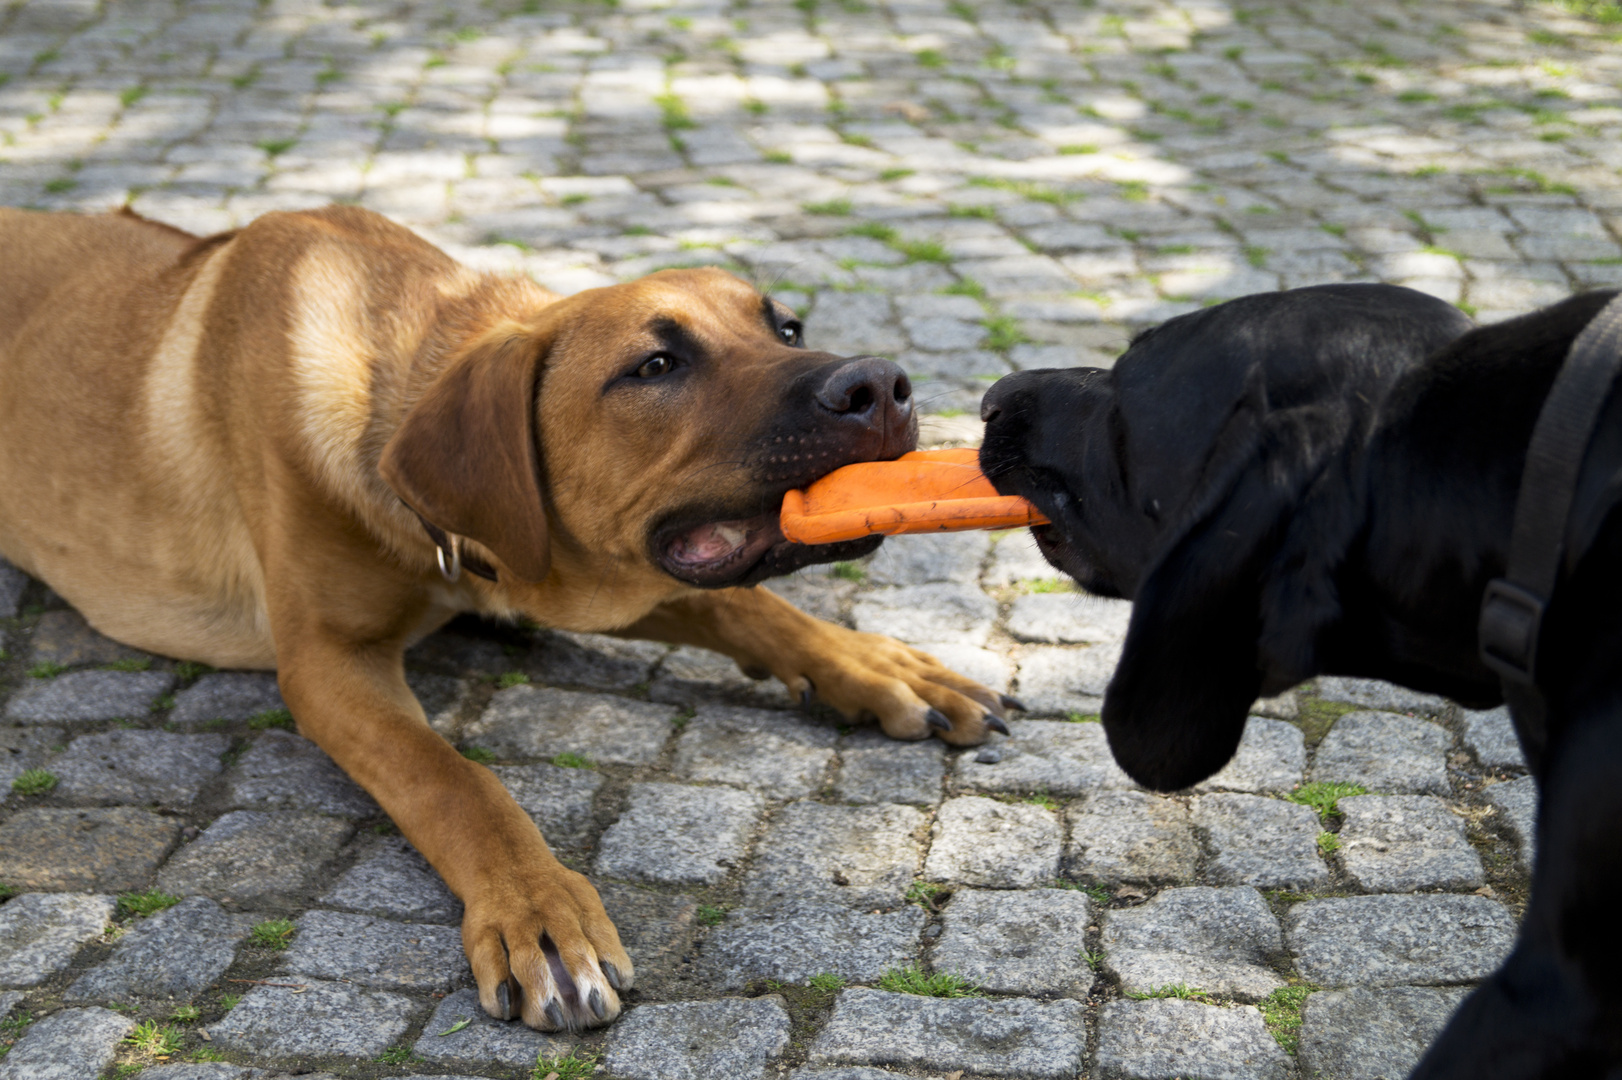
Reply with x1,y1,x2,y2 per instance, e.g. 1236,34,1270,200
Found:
462,864,634,1031
784,628,1014,745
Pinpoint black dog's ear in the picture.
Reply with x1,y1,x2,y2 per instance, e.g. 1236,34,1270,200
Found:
1102,392,1341,791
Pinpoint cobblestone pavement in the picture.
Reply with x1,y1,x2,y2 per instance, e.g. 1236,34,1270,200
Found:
0,0,1604,1075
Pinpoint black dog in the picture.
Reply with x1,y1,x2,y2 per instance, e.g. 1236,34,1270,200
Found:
980,284,1622,1076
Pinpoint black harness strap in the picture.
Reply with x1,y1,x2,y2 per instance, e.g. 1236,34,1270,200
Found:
1479,291,1622,775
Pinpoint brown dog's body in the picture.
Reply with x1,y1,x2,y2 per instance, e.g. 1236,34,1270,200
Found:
0,205,1008,1030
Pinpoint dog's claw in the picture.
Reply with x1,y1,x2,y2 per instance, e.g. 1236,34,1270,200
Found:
589,987,606,1020
985,713,1011,736
925,708,953,731
496,981,514,1021
602,960,623,991
543,998,565,1029
1000,694,1028,712
800,682,815,708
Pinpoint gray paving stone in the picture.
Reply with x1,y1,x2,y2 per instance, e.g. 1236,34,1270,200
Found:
595,782,766,887
0,991,19,1019
807,291,904,356
27,609,146,667
0,560,27,618
0,893,115,988
833,729,945,805
924,795,1061,889
0,724,65,791
605,997,791,1080
0,807,177,892
157,811,353,905
66,896,253,1003
1310,711,1451,795
492,762,603,849
532,630,667,692
1337,795,1484,892
650,645,797,710
933,886,1093,997
0,1006,132,1080
809,988,1087,1079
412,987,572,1068
788,1070,912,1080
1196,716,1307,794
1065,790,1199,886
1095,998,1290,1080
1103,887,1285,1002
52,729,229,806
140,1067,260,1080
5,669,177,723
851,584,998,646
1012,643,1122,716
985,532,1065,587
320,835,462,924
1486,775,1539,869
596,880,700,987
464,685,675,765
1461,706,1527,770
704,899,924,989
225,730,379,817
672,706,838,797
956,719,1137,796
282,910,466,991
209,976,416,1059
169,672,286,726
1313,677,1447,715
864,531,990,586
1006,592,1131,644
1193,794,1329,890
1299,986,1470,1080
742,800,924,909
1286,895,1517,987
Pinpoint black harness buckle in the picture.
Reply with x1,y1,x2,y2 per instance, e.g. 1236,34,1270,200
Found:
1478,577,1546,685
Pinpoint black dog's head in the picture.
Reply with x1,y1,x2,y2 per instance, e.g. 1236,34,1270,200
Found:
980,284,1474,790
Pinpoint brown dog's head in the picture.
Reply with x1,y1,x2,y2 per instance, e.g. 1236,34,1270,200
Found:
381,267,913,598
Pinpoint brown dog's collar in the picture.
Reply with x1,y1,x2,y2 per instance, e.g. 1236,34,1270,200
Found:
412,511,499,583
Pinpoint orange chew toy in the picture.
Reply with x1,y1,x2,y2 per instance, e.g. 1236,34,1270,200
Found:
780,448,1049,545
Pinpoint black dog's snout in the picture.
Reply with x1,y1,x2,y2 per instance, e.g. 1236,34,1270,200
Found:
816,355,912,418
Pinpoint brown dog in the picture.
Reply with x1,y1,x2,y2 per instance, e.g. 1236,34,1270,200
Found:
0,205,1011,1030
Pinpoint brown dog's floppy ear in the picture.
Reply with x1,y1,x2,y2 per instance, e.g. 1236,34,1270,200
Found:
1102,393,1340,792
380,324,551,583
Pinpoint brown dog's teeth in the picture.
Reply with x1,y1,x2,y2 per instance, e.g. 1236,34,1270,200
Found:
1000,694,1028,712
985,714,1011,736
601,960,623,991
925,708,952,731
589,987,606,1020
543,999,565,1029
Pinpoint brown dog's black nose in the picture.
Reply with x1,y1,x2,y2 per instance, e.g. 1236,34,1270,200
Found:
815,356,914,455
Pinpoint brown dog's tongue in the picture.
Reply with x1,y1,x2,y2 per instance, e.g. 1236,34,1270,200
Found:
670,521,749,565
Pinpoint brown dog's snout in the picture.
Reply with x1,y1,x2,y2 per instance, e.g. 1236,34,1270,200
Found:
815,356,914,451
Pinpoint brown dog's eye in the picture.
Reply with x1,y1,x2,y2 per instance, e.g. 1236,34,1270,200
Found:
778,323,802,346
635,354,675,378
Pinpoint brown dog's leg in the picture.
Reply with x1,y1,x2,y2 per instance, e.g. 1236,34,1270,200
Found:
618,586,1010,744
261,527,630,1031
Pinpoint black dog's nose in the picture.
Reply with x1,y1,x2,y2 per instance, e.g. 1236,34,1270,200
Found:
816,355,912,418
981,377,1016,424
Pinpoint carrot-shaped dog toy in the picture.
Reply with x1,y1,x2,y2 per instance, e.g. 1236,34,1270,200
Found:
780,448,1049,545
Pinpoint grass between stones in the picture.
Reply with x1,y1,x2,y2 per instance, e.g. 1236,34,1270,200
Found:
1287,781,1368,821
905,879,948,911
534,1047,601,1080
249,918,296,950
1259,985,1317,1053
10,768,56,795
27,661,66,679
1290,695,1359,748
117,889,180,919
124,1019,183,1056
460,745,497,764
247,707,293,730
877,964,981,997
1124,983,1215,1003
0,1010,32,1059
552,752,594,769
695,903,728,926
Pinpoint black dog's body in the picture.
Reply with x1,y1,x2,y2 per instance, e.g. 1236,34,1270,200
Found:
981,285,1622,1075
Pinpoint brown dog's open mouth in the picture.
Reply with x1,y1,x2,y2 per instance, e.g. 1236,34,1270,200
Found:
654,505,883,589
